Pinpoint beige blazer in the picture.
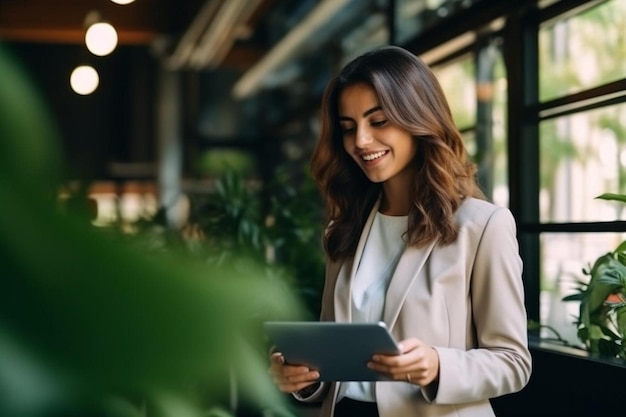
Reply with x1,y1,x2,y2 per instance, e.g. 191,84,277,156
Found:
316,197,531,417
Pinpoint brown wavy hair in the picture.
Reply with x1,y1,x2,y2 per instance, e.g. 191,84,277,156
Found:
310,45,486,262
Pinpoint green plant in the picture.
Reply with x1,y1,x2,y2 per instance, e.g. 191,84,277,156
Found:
265,165,325,319
109,166,325,416
136,165,326,321
0,43,304,417
562,193,626,360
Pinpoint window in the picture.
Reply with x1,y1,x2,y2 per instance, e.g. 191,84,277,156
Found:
432,55,476,131
539,0,626,102
430,36,509,207
528,0,626,347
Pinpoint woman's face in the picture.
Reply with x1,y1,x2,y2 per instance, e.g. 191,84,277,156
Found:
339,83,417,186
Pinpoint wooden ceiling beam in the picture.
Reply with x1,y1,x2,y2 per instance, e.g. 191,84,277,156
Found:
0,28,160,45
0,0,276,70
0,0,200,45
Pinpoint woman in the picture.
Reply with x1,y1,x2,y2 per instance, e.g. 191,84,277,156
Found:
269,45,531,417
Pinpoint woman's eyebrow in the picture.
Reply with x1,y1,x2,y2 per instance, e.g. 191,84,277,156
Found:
363,106,382,117
339,106,383,121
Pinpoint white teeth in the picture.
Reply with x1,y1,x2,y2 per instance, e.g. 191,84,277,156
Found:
362,151,386,161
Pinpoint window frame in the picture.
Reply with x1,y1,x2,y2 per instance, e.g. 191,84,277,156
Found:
401,0,626,349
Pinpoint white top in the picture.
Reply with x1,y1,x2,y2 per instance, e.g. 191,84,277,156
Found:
339,211,407,402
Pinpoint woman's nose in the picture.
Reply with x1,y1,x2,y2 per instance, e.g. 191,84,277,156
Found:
355,126,373,147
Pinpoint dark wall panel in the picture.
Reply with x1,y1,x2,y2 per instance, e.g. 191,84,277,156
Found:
4,42,157,180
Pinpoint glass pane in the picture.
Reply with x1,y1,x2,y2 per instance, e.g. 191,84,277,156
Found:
491,49,509,208
395,0,492,44
432,55,476,131
540,232,626,347
539,102,626,222
463,130,476,160
435,47,509,208
539,0,626,102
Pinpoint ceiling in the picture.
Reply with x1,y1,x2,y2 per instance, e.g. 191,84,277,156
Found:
0,0,507,179
0,0,202,44
1,1,509,102
0,0,280,71
0,0,389,98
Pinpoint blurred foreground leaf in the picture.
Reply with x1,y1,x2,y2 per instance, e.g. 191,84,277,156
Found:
0,44,304,417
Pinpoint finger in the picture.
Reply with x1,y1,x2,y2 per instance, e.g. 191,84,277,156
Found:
371,338,422,366
391,369,432,386
368,348,427,377
366,360,396,377
268,358,317,378
273,370,320,393
269,353,313,376
388,348,440,386
396,338,421,353
370,350,415,367
269,364,311,380
270,352,285,364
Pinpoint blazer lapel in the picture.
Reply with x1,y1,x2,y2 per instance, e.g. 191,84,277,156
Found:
333,199,439,329
333,200,381,323
383,239,438,329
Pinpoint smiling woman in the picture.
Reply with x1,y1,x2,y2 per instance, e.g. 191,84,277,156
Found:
268,45,531,417
338,83,418,195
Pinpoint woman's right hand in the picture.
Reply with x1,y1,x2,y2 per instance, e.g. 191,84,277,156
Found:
269,351,320,393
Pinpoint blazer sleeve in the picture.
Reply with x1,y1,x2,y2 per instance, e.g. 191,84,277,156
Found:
426,207,532,404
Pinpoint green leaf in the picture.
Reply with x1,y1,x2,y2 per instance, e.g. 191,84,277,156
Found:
595,193,626,204
0,44,306,417
562,293,584,302
614,240,626,256
617,306,626,340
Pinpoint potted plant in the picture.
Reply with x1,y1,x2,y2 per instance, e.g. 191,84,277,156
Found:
562,193,626,360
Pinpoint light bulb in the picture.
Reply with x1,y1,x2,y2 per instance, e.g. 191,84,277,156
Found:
110,0,136,4
85,22,118,56
70,66,99,95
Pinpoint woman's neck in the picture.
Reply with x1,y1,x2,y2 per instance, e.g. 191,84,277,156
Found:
380,181,413,216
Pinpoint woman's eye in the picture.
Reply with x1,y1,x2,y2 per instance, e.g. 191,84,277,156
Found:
371,120,388,127
341,126,355,134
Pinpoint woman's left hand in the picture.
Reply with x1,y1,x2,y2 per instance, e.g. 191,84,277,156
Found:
367,338,440,386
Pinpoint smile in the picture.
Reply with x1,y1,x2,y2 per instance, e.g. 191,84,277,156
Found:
362,151,388,161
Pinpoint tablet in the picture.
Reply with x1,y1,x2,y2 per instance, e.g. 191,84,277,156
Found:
264,321,401,381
